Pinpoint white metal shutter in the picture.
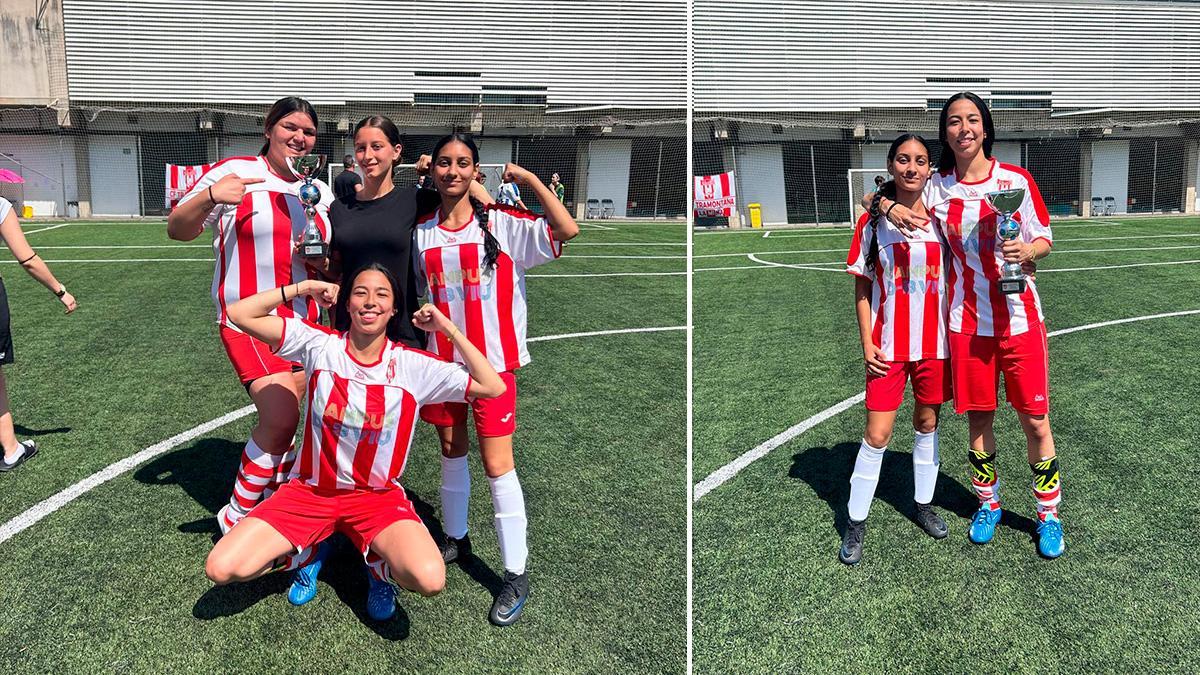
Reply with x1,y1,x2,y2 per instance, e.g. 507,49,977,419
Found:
586,139,632,217
736,145,787,225
62,0,685,107
1091,140,1130,214
88,135,141,216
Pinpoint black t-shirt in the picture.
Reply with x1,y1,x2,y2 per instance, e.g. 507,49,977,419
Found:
333,170,362,202
329,186,440,347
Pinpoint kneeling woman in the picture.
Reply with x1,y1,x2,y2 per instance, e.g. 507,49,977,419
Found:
205,265,505,603
841,134,950,564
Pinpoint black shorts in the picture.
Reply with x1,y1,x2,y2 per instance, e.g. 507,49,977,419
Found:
0,278,13,366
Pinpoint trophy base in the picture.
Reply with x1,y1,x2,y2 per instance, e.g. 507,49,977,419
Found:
300,243,329,259
998,277,1027,295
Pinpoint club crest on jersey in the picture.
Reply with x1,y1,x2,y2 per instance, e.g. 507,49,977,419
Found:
997,179,1012,190
387,357,397,382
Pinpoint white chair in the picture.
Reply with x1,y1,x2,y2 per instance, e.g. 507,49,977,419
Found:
586,199,601,219
1104,196,1116,215
601,199,615,219
1091,197,1103,216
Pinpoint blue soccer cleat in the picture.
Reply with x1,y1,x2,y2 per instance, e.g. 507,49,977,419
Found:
1037,517,1065,559
287,541,331,606
968,505,1002,544
366,574,396,621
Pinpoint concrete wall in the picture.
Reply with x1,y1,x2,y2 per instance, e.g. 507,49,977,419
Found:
0,0,68,110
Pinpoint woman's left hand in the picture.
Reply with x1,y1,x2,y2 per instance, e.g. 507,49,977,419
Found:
504,162,534,186
412,303,452,334
59,291,78,314
1001,239,1033,264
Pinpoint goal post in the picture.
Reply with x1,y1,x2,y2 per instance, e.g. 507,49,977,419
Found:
847,168,889,223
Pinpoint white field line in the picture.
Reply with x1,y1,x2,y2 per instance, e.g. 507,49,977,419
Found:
527,271,687,278
693,309,1200,503
21,223,70,235
35,245,209,249
746,253,844,272
0,258,214,264
563,254,685,259
697,258,1200,275
567,242,687,247
580,222,617,230
0,324,686,545
762,231,771,238
694,242,1200,261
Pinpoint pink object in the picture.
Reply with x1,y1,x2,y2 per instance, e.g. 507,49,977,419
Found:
0,169,24,184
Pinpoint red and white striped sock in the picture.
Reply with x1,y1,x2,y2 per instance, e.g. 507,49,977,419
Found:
365,550,391,583
225,438,287,527
263,444,298,500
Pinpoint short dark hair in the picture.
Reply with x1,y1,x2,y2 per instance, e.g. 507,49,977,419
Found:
342,154,354,167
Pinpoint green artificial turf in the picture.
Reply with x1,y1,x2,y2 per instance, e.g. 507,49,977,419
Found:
0,219,686,673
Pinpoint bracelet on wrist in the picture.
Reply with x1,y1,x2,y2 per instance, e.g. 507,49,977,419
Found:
55,285,67,298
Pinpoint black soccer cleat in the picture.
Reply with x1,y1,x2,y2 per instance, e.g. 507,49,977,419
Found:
838,519,866,565
440,534,472,564
914,502,949,539
489,571,529,626
0,440,37,473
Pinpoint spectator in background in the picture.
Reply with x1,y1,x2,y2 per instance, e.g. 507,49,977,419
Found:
334,155,362,201
549,173,566,204
497,171,529,211
0,196,79,473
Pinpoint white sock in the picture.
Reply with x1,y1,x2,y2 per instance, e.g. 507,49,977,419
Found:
228,437,281,518
440,455,471,539
488,469,528,575
4,443,24,463
847,439,886,522
912,429,940,505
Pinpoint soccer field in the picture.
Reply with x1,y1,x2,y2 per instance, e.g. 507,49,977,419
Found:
691,216,1200,672
0,219,686,672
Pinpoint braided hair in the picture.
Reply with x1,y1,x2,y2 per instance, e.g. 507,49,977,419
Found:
431,133,502,270
867,133,933,271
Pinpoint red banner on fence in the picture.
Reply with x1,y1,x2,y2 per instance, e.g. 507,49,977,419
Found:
693,172,736,217
165,163,212,210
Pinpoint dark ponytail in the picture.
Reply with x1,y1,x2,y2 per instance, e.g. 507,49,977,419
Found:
471,196,502,271
259,96,318,156
430,133,501,270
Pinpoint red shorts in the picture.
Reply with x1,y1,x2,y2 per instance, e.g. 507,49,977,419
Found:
865,358,952,412
246,480,422,555
949,323,1050,416
419,371,517,437
220,325,301,385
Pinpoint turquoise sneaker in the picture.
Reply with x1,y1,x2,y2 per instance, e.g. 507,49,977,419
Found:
968,505,1002,544
1037,517,1065,559
287,541,331,606
366,574,396,621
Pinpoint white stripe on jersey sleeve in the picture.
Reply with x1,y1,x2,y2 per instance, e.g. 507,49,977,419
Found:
492,208,561,269
402,349,471,405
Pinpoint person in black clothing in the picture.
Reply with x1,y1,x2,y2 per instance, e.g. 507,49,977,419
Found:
333,154,362,202
290,114,496,611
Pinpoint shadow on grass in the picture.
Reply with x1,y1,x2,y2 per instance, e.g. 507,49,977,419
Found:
789,442,1038,541
141,445,503,637
13,424,71,437
134,437,241,535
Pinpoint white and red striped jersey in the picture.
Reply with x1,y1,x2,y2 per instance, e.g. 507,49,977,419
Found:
177,156,333,331
846,212,949,361
276,318,471,490
414,203,563,372
925,159,1052,337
